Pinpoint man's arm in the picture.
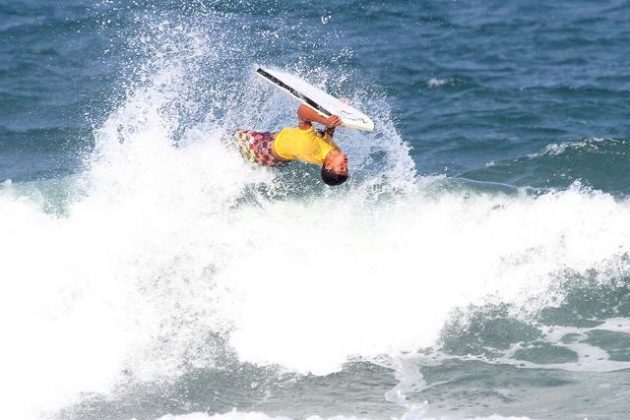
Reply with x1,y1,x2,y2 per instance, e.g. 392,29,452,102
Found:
297,104,341,130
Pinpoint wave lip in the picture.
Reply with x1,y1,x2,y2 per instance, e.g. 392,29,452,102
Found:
462,137,630,195
529,137,623,158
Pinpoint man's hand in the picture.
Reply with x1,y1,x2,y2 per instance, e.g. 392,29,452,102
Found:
325,115,342,128
297,105,342,129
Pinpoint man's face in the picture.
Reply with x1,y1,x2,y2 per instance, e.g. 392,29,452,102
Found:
326,152,348,176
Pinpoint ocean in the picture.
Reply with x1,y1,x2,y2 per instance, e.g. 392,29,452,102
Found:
1,1,629,419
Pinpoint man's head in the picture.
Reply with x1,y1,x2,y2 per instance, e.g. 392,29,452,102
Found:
321,150,348,186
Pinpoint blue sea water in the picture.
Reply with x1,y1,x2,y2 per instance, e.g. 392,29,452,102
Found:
1,1,629,419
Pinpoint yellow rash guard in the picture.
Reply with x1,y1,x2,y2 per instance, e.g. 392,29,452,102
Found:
272,126,340,165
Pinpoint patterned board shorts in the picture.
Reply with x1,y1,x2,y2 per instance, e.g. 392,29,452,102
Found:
233,129,289,167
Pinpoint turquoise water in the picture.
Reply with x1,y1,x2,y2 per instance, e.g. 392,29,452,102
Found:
1,1,629,419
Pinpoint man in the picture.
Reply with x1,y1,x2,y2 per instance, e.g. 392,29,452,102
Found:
234,104,349,186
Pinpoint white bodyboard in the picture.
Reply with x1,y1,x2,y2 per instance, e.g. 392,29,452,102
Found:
256,67,374,132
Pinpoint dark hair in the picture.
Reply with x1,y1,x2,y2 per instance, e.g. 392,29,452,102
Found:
321,166,348,186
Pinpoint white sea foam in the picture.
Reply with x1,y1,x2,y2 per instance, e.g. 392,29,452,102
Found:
227,184,630,375
394,317,630,377
153,409,534,420
1,12,629,420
